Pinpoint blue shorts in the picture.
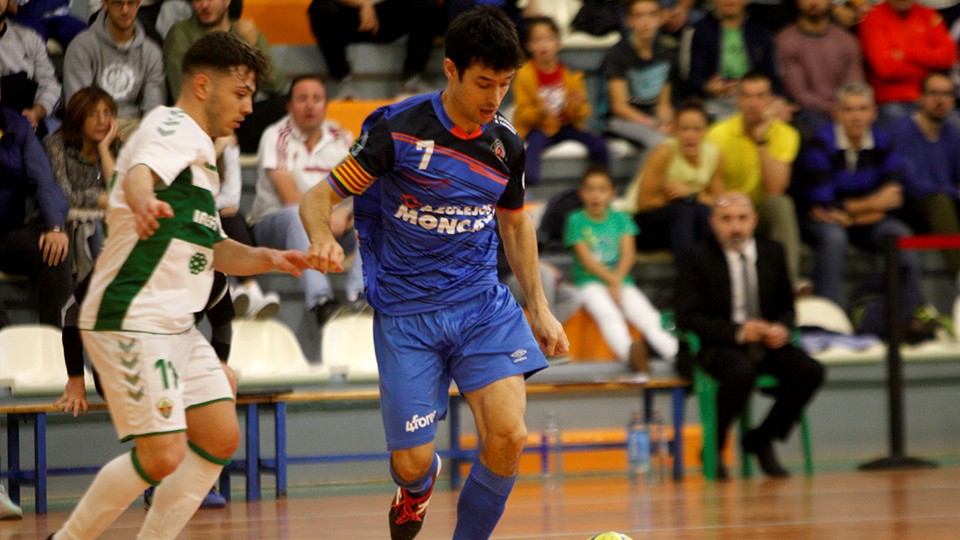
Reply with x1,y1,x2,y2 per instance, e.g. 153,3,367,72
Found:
373,283,548,450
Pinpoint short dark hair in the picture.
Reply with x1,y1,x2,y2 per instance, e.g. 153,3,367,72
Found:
625,0,661,11
288,74,326,102
739,70,772,88
676,97,707,121
445,6,525,78
62,86,117,149
522,16,560,46
579,164,614,188
921,70,954,93
181,31,270,85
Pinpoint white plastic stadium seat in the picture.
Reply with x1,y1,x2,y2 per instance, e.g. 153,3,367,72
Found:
0,325,95,396
321,312,379,383
795,296,854,335
230,319,331,388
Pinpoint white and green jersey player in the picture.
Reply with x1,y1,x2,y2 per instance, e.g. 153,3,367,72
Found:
79,106,225,335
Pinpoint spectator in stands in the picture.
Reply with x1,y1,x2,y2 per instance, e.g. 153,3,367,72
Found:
776,0,865,137
216,136,280,319
565,166,679,375
164,0,287,152
859,0,957,127
43,86,118,285
307,0,439,100
625,99,723,259
674,191,824,479
798,82,924,308
251,75,361,327
0,0,62,134
601,0,676,149
64,0,166,139
0,102,71,328
706,71,805,290
513,16,608,186
892,72,960,280
683,0,782,119
153,0,242,38
9,0,87,47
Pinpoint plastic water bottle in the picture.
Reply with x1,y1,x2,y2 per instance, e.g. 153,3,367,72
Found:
542,411,563,487
626,411,650,483
650,411,667,485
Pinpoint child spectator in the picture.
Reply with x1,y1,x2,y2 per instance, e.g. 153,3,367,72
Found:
512,16,608,186
625,99,723,259
565,166,678,374
602,0,677,148
43,86,119,284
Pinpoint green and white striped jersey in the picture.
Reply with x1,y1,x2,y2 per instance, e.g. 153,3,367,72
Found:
80,107,225,334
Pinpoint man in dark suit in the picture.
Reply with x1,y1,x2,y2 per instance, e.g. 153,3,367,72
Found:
675,192,824,478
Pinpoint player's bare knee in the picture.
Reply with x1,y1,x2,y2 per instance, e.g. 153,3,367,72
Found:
391,446,435,482
192,426,240,461
138,444,186,480
485,421,527,456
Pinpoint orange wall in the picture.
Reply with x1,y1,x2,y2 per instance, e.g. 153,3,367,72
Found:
245,0,315,46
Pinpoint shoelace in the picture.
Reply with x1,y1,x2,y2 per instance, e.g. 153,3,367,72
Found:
394,489,429,524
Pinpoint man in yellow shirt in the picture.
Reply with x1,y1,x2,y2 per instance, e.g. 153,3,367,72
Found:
707,71,804,287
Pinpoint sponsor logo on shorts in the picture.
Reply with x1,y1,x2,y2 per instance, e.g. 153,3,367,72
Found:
405,411,437,433
511,349,528,363
157,398,173,419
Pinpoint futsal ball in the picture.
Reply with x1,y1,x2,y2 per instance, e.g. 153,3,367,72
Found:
589,533,634,540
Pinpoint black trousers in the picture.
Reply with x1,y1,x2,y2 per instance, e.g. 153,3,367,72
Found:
307,0,438,80
0,224,72,328
699,344,825,451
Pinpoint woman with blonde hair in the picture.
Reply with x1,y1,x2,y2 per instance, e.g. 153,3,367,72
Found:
625,99,724,258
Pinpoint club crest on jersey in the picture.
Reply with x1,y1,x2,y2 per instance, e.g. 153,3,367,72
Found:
491,139,506,162
350,132,369,157
157,398,173,419
188,253,208,275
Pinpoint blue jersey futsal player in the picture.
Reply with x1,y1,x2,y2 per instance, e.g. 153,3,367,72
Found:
301,7,569,539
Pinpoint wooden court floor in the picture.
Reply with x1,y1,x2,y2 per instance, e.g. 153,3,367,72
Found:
6,467,960,539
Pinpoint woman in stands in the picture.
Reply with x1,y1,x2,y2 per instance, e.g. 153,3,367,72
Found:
43,86,119,286
624,99,723,259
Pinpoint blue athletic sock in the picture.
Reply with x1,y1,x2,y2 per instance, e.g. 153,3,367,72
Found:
390,453,439,497
453,461,516,540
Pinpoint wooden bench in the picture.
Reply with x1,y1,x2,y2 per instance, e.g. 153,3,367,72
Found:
0,396,275,514
222,377,690,502
1,378,689,513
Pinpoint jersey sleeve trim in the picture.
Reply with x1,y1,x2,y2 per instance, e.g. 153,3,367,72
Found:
496,204,526,213
329,155,377,196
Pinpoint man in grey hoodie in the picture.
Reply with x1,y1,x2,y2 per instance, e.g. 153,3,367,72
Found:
64,0,166,137
0,0,61,133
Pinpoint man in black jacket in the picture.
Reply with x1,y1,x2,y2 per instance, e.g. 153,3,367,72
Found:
675,192,824,478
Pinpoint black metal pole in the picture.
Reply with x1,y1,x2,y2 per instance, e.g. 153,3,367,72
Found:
859,235,935,471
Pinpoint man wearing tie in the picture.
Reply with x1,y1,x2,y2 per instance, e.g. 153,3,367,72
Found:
674,192,825,478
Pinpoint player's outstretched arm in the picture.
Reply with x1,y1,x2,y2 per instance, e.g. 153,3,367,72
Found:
497,209,570,356
300,180,346,273
125,164,174,240
213,239,312,277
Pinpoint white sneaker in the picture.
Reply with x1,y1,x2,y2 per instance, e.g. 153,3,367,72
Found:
250,291,281,320
0,485,23,520
231,283,253,318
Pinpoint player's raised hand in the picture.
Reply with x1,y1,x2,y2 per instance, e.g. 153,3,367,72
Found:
132,198,173,240
307,240,345,274
529,307,570,357
267,249,314,278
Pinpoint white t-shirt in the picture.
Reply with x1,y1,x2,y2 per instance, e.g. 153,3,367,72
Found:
250,115,353,225
80,106,225,334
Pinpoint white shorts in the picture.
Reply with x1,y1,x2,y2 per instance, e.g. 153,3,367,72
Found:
82,328,234,442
